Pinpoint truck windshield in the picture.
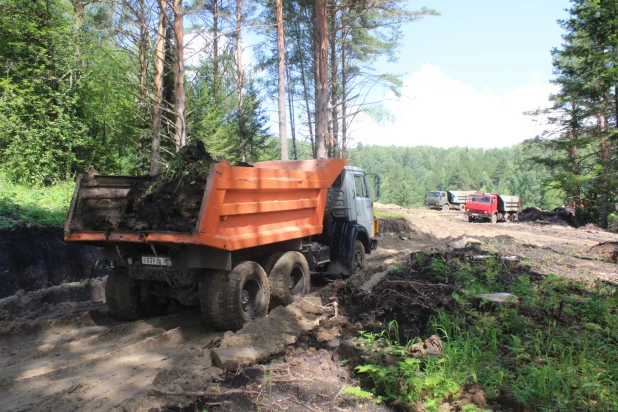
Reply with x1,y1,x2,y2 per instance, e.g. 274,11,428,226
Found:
471,196,491,204
428,192,440,198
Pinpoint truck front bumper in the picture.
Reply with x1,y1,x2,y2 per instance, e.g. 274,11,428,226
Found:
467,213,488,219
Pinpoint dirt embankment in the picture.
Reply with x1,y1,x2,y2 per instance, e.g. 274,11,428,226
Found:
0,225,104,299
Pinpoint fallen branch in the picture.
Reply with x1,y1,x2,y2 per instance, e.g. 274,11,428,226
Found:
149,388,259,397
298,297,334,312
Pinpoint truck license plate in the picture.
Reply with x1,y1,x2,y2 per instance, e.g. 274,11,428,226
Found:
141,256,168,266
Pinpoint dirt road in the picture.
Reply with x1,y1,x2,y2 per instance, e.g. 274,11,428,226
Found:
1,206,617,411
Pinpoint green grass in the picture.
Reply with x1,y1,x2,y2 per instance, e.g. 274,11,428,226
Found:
354,253,618,411
374,209,406,219
0,173,74,228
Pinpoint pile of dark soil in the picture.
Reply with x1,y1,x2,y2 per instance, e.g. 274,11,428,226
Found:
520,206,576,227
377,217,412,234
118,144,215,232
0,225,103,298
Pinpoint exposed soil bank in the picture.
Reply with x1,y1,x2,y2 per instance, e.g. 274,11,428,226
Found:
0,225,103,299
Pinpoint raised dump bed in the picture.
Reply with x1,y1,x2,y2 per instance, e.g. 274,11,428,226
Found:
65,158,347,251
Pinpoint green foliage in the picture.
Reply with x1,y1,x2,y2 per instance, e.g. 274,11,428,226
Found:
348,144,563,209
354,252,618,410
0,173,73,228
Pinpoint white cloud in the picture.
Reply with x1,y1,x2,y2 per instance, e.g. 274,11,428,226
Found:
351,64,557,149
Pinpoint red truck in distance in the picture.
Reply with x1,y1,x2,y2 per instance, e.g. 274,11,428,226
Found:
465,193,521,223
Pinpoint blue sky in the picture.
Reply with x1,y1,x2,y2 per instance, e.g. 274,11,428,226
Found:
351,0,572,148
396,0,570,95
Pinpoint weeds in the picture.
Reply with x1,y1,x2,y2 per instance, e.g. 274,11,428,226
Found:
0,173,73,228
353,251,618,410
374,209,407,219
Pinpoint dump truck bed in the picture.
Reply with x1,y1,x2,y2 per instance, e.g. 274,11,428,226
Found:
64,159,347,251
498,195,521,212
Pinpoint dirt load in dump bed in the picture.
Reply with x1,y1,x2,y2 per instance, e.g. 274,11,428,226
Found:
80,143,215,233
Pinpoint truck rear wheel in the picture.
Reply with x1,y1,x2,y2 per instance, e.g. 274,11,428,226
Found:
490,213,498,224
200,262,270,331
460,204,466,211
268,251,311,309
345,240,366,278
105,267,169,320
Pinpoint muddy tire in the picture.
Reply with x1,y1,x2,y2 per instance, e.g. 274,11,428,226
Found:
345,240,366,279
105,267,169,320
460,204,466,211
200,262,270,331
268,251,311,309
468,216,473,223
442,204,450,211
490,213,498,224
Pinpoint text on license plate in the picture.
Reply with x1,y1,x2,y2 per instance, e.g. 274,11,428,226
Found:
141,256,169,266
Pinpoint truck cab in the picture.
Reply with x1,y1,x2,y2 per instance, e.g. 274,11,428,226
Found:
466,193,521,223
426,191,448,210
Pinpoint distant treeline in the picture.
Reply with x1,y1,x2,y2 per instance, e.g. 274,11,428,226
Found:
343,143,564,210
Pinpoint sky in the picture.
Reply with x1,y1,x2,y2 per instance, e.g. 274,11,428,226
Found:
349,0,572,149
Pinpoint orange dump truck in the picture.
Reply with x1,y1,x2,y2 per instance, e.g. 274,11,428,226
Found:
64,159,379,330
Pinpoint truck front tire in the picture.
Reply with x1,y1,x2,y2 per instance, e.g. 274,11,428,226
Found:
200,262,270,331
345,240,366,278
268,251,311,309
442,204,450,211
490,213,498,224
105,267,169,320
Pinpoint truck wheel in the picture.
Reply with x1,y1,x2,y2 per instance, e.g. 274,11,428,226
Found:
490,213,498,224
200,262,270,331
105,267,169,320
268,252,311,309
460,204,466,211
468,216,473,223
345,240,366,278
442,204,450,211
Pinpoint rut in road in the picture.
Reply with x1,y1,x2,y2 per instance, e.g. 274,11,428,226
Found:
0,278,223,412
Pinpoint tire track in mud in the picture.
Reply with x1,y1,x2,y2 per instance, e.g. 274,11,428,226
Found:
0,278,223,412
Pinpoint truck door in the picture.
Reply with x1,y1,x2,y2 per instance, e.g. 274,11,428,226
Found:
354,173,374,236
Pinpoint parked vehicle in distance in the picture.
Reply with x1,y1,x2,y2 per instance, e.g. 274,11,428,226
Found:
64,159,379,331
426,190,476,211
466,193,521,223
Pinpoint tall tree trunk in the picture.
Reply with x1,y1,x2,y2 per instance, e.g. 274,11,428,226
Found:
314,0,328,159
285,53,298,160
138,0,147,102
276,0,288,160
172,0,186,150
341,37,347,158
150,0,167,175
569,103,580,206
295,17,315,158
329,2,339,158
213,0,220,104
236,0,246,161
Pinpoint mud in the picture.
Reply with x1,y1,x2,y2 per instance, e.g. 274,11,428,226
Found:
0,225,103,299
377,217,413,233
520,206,576,227
117,144,215,232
